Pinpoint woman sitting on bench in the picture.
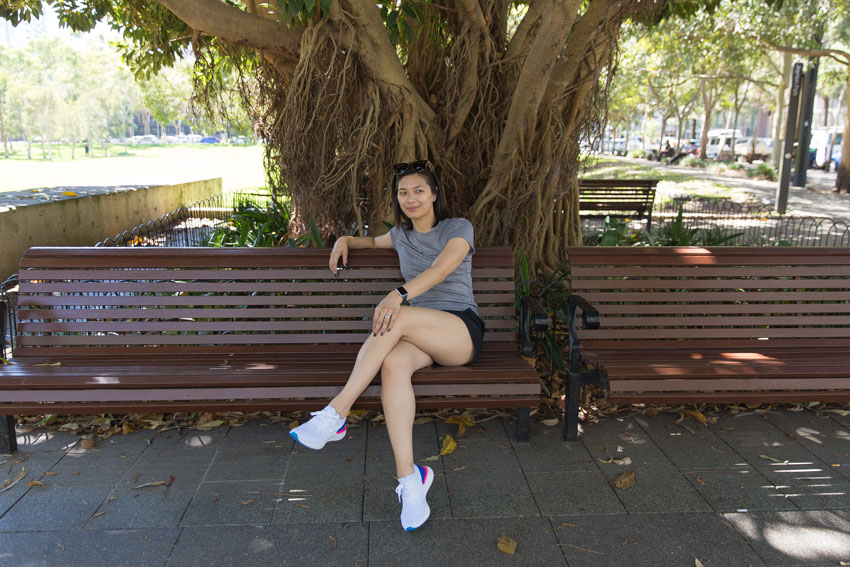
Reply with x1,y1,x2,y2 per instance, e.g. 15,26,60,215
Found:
290,160,484,532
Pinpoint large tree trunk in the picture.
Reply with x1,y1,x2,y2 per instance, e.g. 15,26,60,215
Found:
149,0,655,271
836,71,850,193
772,53,792,167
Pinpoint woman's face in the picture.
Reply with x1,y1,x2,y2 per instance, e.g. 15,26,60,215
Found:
397,173,436,222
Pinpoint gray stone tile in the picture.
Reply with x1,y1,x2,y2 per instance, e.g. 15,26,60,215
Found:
86,486,194,529
367,420,439,450
682,467,796,512
602,464,713,513
722,433,843,486
527,472,626,515
435,416,510,441
118,447,216,490
147,428,228,450
439,438,525,475
205,448,287,482
577,415,647,439
170,523,368,567
825,408,850,428
724,510,850,566
14,430,79,452
780,482,850,510
0,484,111,531
789,428,850,483
0,528,179,567
363,472,450,522
272,483,362,524
637,415,750,469
182,480,281,526
284,444,365,485
216,421,289,450
552,513,766,567
444,469,538,518
510,424,597,473
764,409,847,437
46,443,140,486
369,517,567,566
712,410,783,435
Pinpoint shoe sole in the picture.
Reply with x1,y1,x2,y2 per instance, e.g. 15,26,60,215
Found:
403,466,434,531
289,429,345,450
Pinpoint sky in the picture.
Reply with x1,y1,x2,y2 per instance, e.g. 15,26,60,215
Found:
0,4,117,49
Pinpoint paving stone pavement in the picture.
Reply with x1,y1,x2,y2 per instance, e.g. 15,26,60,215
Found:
1,407,849,566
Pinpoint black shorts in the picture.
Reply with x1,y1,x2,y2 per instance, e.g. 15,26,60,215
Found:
444,308,485,364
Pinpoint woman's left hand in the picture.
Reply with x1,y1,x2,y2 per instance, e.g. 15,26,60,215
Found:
373,292,402,335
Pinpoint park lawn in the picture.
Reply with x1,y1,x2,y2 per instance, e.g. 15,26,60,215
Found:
0,144,266,193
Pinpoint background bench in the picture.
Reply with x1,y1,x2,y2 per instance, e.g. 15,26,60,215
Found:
563,246,850,441
0,246,544,453
578,179,658,230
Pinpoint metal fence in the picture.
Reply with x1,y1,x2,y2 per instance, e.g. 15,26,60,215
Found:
94,191,271,247
583,195,850,247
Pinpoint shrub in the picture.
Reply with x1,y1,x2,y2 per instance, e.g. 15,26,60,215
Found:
681,156,706,168
207,196,324,248
628,149,649,159
747,163,777,181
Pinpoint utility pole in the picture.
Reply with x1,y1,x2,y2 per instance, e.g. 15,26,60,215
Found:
776,62,803,214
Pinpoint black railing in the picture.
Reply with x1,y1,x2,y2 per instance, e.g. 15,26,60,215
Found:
582,195,850,247
94,191,271,247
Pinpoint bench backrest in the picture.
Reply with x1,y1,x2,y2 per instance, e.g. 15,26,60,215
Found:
567,246,850,350
13,247,516,357
578,179,657,218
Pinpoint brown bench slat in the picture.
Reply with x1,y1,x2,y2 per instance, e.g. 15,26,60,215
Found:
0,396,541,415
20,247,516,268
17,306,517,320
562,245,850,442
19,268,516,280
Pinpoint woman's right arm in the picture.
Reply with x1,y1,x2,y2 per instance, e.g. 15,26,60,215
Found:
329,233,393,274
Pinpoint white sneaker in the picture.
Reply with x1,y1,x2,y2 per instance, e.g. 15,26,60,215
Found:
395,465,433,531
289,406,346,450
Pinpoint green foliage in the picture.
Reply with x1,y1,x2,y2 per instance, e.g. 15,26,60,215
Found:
681,156,706,167
207,195,324,248
599,216,642,246
747,163,777,180
645,204,743,245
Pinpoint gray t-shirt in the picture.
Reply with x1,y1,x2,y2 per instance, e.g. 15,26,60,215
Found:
389,218,478,314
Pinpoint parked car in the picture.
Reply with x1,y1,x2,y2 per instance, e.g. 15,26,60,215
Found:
705,129,742,160
200,136,220,144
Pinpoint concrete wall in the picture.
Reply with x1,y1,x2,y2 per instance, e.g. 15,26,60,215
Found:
1,178,222,282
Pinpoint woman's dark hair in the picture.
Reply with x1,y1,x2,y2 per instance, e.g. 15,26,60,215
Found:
391,164,450,230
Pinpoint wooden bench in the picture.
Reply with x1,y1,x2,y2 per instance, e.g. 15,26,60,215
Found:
578,179,659,230
562,246,850,441
0,246,546,453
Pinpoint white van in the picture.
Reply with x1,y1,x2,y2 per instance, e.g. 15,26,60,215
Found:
811,129,843,170
705,129,742,160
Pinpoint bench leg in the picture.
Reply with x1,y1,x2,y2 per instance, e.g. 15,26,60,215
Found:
563,373,580,442
515,407,530,444
1,415,16,455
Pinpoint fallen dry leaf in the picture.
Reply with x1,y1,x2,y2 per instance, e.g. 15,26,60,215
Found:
542,418,559,426
413,416,436,424
612,470,636,490
759,454,783,463
61,191,78,197
81,438,96,449
194,419,225,431
239,499,255,505
825,409,850,417
497,535,517,555
440,434,458,456
288,421,300,429
34,362,61,367
44,471,60,476
27,480,45,487
681,409,708,425
613,457,632,466
423,455,440,462
695,558,704,567
122,422,135,435
0,357,12,365
0,467,27,493
598,457,614,464
92,510,107,518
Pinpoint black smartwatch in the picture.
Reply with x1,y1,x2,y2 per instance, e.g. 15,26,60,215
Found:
394,286,409,304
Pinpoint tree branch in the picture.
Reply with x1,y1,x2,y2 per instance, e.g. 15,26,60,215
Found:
768,43,850,65
454,0,487,33
342,0,435,123
155,0,302,61
504,0,546,61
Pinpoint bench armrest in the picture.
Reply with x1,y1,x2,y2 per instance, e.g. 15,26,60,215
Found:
519,296,549,358
567,294,600,332
0,274,18,360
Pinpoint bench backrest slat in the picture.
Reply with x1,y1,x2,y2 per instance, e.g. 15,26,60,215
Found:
13,247,517,357
567,246,850,349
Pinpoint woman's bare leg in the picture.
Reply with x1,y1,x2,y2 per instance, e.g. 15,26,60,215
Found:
379,341,433,478
328,306,474,417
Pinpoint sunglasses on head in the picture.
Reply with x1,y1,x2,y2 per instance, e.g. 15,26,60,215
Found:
392,160,432,176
